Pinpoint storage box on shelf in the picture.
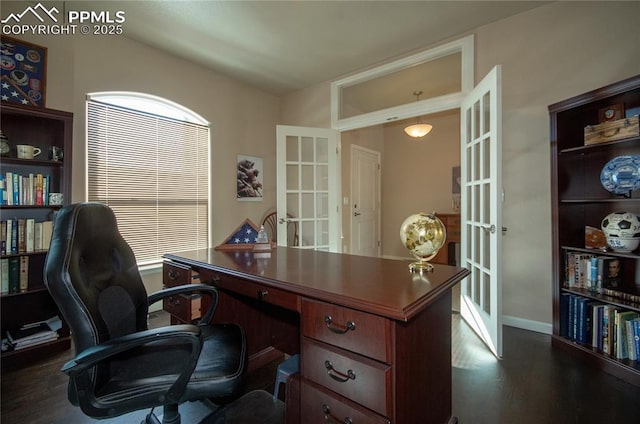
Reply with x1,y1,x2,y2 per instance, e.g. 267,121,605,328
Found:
550,74,640,386
0,103,73,370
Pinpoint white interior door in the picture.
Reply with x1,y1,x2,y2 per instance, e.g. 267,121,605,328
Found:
460,65,503,358
350,145,381,257
276,125,340,251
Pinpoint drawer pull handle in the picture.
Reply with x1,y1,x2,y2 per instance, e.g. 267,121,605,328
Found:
257,289,268,300
324,360,356,382
167,296,180,307
324,316,356,334
168,270,180,281
321,404,353,424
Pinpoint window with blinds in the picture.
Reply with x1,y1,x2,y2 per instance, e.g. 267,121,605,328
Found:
87,93,210,266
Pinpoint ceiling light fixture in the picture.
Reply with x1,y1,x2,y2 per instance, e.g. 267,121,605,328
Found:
404,90,433,138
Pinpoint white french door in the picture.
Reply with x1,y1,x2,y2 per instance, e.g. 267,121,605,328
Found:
276,125,340,251
460,65,503,358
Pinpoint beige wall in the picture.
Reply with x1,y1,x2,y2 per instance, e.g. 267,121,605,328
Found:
381,110,460,258
280,1,640,328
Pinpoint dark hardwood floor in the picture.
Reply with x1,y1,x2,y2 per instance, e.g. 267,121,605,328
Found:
2,312,639,423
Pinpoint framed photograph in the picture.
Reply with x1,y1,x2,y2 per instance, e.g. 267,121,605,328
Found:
0,36,47,107
237,154,263,201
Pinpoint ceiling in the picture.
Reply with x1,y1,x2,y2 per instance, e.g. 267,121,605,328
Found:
88,1,549,96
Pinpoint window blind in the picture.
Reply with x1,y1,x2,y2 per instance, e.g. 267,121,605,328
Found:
87,100,209,266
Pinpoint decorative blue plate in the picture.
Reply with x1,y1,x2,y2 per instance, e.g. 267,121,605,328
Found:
600,155,640,195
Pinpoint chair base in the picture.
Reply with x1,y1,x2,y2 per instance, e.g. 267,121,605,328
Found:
143,404,180,424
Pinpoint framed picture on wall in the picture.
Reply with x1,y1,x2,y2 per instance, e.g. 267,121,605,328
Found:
237,154,263,201
0,36,47,107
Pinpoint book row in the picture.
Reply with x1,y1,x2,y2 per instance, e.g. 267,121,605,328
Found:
1,219,53,255
561,293,640,361
0,172,52,206
564,251,640,304
1,255,29,294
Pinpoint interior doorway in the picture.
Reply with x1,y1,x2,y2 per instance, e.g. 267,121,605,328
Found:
341,109,461,259
350,145,381,257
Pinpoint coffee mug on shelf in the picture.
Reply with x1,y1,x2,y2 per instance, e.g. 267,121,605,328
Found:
16,144,42,159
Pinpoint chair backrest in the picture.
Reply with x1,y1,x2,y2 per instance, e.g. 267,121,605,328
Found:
262,211,278,243
261,211,299,246
44,203,149,354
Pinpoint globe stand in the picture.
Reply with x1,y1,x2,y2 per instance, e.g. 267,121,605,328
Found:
408,260,434,273
408,251,438,273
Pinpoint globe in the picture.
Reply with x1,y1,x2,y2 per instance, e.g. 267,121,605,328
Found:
400,212,446,273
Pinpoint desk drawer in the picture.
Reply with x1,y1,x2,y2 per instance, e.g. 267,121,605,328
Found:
210,272,300,312
301,379,391,424
302,338,392,417
163,294,201,323
302,299,391,362
163,262,192,288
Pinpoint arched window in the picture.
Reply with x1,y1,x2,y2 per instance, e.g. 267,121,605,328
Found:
86,92,209,266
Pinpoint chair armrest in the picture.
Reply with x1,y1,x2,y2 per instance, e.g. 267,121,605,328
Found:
148,284,219,324
62,324,201,375
63,324,203,404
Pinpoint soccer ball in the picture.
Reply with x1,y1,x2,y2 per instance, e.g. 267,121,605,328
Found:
601,211,640,238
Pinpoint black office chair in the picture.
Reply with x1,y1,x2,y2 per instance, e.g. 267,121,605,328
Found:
44,202,248,424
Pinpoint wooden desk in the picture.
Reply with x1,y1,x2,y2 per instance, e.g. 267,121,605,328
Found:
163,247,469,424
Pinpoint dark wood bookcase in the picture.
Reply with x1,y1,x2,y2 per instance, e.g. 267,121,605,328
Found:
550,75,640,386
0,103,73,370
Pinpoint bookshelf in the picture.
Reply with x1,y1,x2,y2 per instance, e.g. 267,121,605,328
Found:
550,75,640,386
0,103,72,370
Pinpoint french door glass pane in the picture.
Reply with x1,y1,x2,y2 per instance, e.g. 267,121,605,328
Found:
316,138,329,163
301,137,314,162
286,136,298,161
287,165,299,190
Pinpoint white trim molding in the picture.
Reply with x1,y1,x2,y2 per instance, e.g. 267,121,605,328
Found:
331,35,474,131
503,315,552,335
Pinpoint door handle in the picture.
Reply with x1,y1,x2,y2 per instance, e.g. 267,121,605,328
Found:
353,212,361,217
481,224,496,234
480,225,507,234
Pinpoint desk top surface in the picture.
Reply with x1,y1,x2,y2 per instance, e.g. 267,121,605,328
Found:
164,247,470,321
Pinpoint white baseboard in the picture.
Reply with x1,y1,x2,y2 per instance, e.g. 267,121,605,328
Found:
503,315,552,335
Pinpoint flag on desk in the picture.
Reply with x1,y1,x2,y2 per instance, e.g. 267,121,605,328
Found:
223,219,260,245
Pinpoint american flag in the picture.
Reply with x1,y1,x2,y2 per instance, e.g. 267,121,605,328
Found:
227,221,259,244
1,76,35,106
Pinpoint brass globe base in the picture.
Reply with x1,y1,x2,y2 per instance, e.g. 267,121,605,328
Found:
408,261,434,273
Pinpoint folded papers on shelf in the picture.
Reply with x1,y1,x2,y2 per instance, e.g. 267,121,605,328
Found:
2,315,61,351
